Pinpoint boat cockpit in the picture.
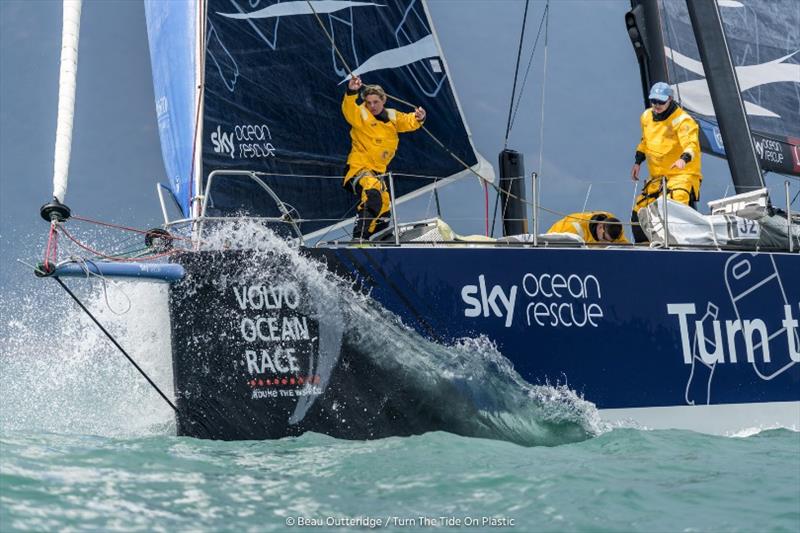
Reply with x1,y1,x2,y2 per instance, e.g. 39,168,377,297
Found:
154,169,799,254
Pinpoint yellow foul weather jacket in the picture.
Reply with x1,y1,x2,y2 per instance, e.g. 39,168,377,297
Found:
636,105,701,179
547,212,629,244
341,91,423,185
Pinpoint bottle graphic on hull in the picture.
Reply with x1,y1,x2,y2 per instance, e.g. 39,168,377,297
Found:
725,253,798,380
685,302,719,405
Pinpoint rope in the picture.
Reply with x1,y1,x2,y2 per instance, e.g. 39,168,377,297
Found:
581,184,593,213
60,226,176,262
71,215,193,242
43,222,58,268
490,192,501,237
504,0,530,148
73,258,133,315
53,276,177,412
423,179,443,220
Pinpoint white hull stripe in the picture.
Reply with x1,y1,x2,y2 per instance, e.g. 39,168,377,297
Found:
600,401,800,436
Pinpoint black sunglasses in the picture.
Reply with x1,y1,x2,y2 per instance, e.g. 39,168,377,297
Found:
650,98,668,106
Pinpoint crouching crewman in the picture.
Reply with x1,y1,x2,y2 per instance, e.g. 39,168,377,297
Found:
547,211,629,244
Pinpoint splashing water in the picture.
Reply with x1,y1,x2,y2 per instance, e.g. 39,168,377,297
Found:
192,220,604,445
2,220,603,445
0,277,175,437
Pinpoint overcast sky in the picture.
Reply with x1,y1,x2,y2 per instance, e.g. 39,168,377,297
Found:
1,0,794,294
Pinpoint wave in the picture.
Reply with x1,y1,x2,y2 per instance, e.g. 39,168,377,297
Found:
2,220,601,446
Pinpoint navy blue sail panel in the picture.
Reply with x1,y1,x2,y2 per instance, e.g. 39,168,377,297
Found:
656,0,800,176
144,0,198,217
202,0,480,234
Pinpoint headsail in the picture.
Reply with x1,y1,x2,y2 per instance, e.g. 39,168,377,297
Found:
147,0,491,234
628,0,800,178
144,0,201,218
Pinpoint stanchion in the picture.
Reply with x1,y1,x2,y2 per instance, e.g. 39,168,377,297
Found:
786,180,794,253
532,172,539,247
388,172,400,246
661,176,670,249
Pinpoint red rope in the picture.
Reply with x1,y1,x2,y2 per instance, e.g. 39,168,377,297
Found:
60,226,176,262
70,215,193,242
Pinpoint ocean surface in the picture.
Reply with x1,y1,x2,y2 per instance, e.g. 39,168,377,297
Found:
2,229,799,532
2,428,799,532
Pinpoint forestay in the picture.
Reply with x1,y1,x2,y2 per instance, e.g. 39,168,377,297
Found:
146,0,490,234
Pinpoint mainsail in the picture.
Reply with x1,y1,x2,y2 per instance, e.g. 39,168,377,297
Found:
628,0,800,178
146,0,491,234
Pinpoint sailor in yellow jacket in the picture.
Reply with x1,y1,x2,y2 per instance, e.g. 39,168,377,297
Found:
631,82,702,242
342,76,425,240
547,211,629,244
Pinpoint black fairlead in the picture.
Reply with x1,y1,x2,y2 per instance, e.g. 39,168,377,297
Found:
40,197,71,222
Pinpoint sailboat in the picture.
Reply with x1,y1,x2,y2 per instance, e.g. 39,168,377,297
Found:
39,0,799,441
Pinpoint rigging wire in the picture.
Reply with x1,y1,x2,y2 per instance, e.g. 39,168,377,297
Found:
493,0,533,237
490,194,500,237
71,215,192,241
535,1,550,229
503,0,530,149
73,258,133,315
60,225,175,262
507,3,549,135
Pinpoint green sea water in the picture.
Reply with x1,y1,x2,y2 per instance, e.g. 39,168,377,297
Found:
1,428,798,532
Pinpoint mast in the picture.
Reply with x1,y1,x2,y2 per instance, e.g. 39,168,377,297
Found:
684,0,765,195
625,0,669,109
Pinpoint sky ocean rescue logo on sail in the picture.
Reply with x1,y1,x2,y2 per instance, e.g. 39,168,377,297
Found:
461,273,604,328
211,124,277,159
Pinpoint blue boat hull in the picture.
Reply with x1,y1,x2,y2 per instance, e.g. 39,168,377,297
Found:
314,247,800,410
168,247,799,440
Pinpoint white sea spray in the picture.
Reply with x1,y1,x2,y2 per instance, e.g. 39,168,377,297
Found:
3,219,603,444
